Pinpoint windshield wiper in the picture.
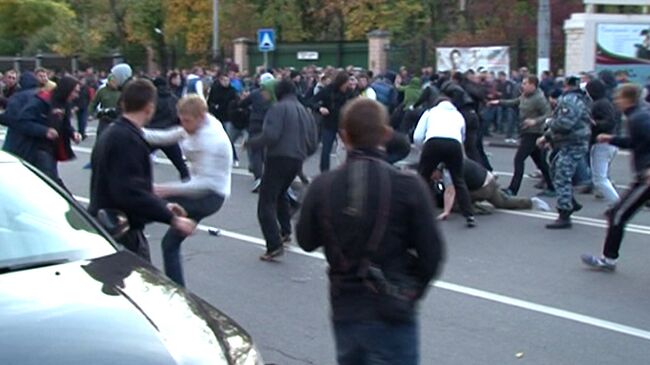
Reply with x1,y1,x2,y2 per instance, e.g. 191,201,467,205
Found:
0,258,70,274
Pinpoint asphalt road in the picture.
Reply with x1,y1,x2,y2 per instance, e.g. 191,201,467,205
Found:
5,125,650,365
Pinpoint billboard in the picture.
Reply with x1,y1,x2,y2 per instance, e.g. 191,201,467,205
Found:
595,23,650,83
436,46,510,75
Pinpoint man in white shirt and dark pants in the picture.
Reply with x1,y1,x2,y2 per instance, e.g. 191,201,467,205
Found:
143,95,232,286
414,97,476,227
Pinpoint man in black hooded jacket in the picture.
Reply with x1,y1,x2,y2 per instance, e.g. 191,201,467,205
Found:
148,77,190,181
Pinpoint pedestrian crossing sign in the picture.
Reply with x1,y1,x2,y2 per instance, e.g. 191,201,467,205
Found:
258,28,275,52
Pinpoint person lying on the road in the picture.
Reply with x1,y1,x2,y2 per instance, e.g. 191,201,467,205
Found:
432,158,551,220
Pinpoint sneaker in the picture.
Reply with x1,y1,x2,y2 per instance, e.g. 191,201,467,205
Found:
531,197,551,212
251,179,261,193
537,189,557,198
466,216,477,228
580,254,616,272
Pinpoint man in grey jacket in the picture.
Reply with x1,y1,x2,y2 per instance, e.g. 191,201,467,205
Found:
247,79,318,260
489,75,554,196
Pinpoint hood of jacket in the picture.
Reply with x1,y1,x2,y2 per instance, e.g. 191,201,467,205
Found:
18,72,39,90
586,79,607,101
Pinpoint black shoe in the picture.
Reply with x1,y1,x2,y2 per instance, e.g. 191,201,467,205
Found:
571,199,583,213
260,247,284,261
546,210,572,229
281,234,291,244
466,216,477,228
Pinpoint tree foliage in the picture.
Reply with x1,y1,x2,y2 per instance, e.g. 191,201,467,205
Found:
0,0,588,70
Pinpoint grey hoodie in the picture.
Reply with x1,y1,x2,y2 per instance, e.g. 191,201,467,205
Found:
247,95,318,160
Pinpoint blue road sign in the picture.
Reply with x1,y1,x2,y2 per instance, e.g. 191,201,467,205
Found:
258,28,275,52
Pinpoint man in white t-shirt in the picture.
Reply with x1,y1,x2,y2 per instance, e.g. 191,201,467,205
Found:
143,95,232,286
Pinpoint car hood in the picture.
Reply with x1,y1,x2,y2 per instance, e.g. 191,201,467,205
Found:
0,251,258,365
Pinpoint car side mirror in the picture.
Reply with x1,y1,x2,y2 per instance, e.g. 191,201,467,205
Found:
96,209,130,240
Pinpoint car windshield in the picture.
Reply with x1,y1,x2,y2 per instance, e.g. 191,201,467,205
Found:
0,162,115,271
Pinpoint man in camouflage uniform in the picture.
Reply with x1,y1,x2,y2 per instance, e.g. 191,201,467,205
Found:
537,76,592,229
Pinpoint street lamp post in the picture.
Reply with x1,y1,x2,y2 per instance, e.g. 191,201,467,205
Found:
537,0,551,75
212,0,219,62
154,27,171,74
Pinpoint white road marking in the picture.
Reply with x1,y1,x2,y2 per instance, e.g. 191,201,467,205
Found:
71,194,650,342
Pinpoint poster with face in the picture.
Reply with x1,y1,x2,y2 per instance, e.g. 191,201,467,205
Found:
436,47,510,75
596,23,650,83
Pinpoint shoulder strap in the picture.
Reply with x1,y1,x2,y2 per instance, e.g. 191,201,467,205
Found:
320,157,392,275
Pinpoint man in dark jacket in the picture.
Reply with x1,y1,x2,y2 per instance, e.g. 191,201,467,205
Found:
537,76,592,229
581,84,650,271
586,79,620,206
490,75,553,196
207,73,239,162
309,71,354,172
148,77,189,181
3,76,81,188
1,71,39,130
88,79,196,261
297,98,444,365
248,79,318,260
239,79,275,190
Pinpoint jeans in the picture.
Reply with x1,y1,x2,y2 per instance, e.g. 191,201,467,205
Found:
334,320,418,365
508,134,554,195
225,121,245,162
258,156,302,252
499,106,517,138
590,143,619,205
77,108,89,137
320,128,338,172
162,192,224,286
34,149,66,189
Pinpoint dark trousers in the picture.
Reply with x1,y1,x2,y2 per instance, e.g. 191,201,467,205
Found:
248,120,265,179
462,109,481,165
162,192,224,286
476,117,493,171
96,118,112,140
320,128,338,172
603,179,650,259
472,179,532,210
334,320,418,365
117,229,150,262
77,108,89,137
152,144,190,180
508,134,554,194
418,138,474,217
258,156,302,252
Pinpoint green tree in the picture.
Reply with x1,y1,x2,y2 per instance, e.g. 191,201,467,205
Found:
0,0,75,55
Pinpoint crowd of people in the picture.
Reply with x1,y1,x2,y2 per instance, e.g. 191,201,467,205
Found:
1,59,649,363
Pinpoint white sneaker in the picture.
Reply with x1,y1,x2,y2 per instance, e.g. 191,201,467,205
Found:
531,197,551,212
